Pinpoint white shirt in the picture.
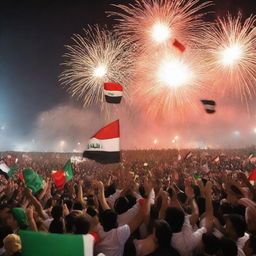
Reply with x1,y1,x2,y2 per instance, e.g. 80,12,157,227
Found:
237,233,249,250
107,190,122,209
117,201,141,226
171,216,207,256
95,224,131,256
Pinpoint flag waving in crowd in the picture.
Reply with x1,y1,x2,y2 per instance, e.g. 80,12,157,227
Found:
51,160,74,190
0,160,17,179
83,120,120,164
22,169,44,194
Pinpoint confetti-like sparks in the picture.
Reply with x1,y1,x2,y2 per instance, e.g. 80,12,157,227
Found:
201,14,256,101
109,0,212,51
59,25,134,108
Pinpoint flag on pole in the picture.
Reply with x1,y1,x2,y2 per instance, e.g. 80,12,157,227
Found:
173,39,186,53
22,169,44,194
248,169,256,181
83,120,120,164
201,100,216,114
19,230,95,256
104,82,123,104
51,160,74,190
0,160,17,179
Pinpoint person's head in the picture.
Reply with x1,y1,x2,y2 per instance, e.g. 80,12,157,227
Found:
73,202,83,211
64,200,73,211
0,204,10,224
114,197,129,215
99,209,117,232
49,219,64,234
72,214,90,234
198,233,220,255
224,214,247,240
51,205,63,220
153,220,172,249
65,210,81,233
243,234,256,256
177,192,187,205
219,237,237,256
105,184,116,198
0,225,13,248
165,207,185,233
6,208,28,231
3,234,21,255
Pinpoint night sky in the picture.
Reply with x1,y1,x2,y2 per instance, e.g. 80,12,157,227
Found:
0,0,255,150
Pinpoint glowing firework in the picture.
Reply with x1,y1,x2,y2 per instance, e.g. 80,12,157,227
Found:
109,0,212,51
132,48,209,118
201,14,256,101
59,25,134,108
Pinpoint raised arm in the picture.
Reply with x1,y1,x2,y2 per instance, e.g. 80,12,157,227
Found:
185,184,199,226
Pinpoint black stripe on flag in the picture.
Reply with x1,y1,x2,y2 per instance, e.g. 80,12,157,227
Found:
83,151,120,164
105,95,122,104
201,100,216,114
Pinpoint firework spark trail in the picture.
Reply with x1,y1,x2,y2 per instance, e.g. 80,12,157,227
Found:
108,0,212,52
59,25,134,109
200,14,256,103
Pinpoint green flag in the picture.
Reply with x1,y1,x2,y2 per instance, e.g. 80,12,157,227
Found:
22,169,44,194
19,230,94,256
64,160,74,182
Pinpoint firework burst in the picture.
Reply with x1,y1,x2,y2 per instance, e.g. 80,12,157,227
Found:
132,48,210,118
201,14,256,102
108,0,212,52
59,25,134,108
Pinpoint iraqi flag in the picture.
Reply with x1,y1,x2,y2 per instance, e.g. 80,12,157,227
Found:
0,160,17,179
104,82,123,104
201,100,216,114
83,120,120,164
19,230,95,256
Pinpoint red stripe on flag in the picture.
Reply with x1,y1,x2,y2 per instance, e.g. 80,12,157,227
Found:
248,169,256,181
104,82,123,91
92,120,120,140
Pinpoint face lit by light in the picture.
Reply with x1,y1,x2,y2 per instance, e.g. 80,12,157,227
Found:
157,59,192,88
221,44,242,66
93,65,107,78
151,22,171,43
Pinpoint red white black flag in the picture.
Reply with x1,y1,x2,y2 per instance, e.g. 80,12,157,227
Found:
104,83,123,104
83,120,120,164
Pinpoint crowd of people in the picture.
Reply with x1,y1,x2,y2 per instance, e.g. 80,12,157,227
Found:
0,148,256,256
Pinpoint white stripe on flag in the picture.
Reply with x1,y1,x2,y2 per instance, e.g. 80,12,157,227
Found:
87,138,120,152
104,90,123,97
83,234,94,256
0,162,10,174
205,104,215,110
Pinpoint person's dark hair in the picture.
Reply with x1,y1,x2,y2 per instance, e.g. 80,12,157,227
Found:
0,225,13,247
45,198,53,209
73,214,90,234
51,205,63,219
99,209,117,232
64,200,73,211
202,233,220,255
49,205,64,234
219,237,237,256
49,219,64,234
192,185,201,198
247,234,256,254
233,204,245,217
73,202,83,211
165,207,185,233
0,204,9,211
105,184,116,198
114,197,129,215
154,220,172,249
228,214,246,238
126,194,137,209
65,211,80,233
